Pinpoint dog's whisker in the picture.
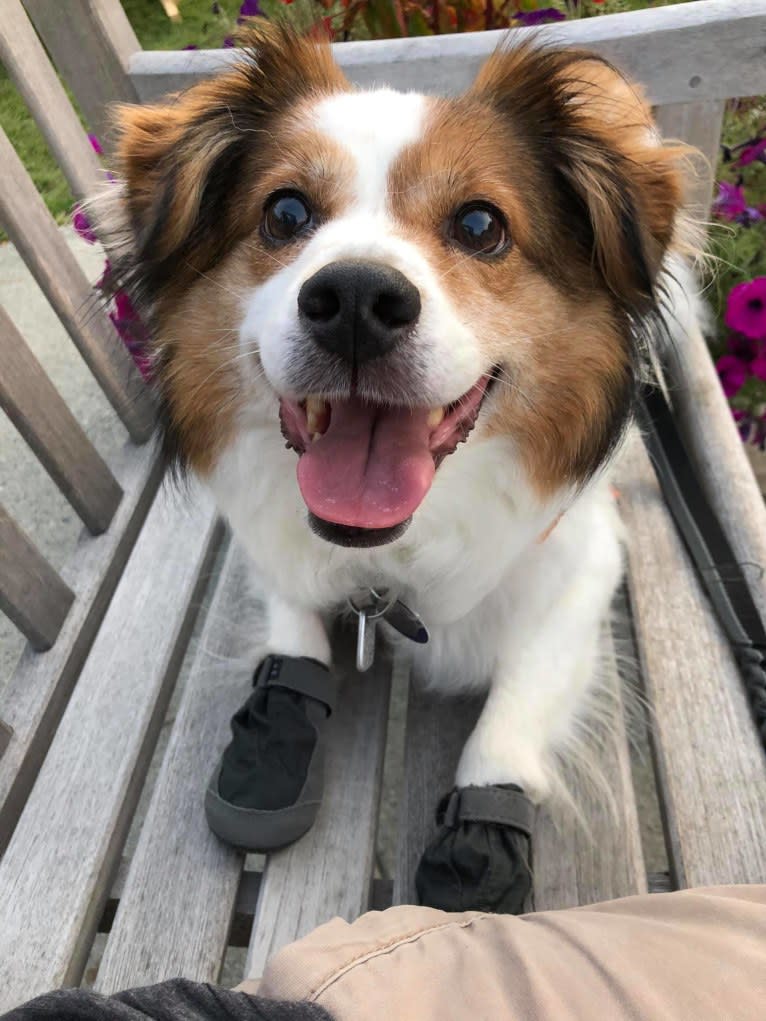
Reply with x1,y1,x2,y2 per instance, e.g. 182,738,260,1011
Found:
184,263,249,301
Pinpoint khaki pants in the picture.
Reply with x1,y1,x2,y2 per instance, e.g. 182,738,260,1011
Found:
242,886,766,1020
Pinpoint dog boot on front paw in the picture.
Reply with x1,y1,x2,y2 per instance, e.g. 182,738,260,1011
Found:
205,654,337,852
415,784,535,914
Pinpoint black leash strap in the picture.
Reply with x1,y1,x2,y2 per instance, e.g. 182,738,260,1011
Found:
638,386,766,749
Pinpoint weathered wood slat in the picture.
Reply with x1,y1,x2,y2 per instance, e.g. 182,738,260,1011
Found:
532,631,647,910
655,100,725,222
394,633,646,908
0,0,103,201
99,870,394,946
0,506,75,651
0,487,221,1013
96,541,251,992
619,434,766,890
246,629,391,978
0,305,122,534
129,1,766,105
0,128,154,444
0,441,163,854
0,721,11,762
666,317,766,630
22,0,141,147
393,683,481,906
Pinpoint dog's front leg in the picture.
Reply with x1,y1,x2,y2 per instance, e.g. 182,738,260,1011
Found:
262,592,332,665
416,507,622,914
205,592,334,852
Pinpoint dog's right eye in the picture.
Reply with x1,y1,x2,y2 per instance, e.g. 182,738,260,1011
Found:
263,191,313,243
448,202,509,258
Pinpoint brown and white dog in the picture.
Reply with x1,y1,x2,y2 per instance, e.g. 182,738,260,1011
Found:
102,26,696,849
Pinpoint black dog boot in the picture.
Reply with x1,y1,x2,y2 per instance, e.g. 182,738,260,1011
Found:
415,784,536,914
205,654,337,851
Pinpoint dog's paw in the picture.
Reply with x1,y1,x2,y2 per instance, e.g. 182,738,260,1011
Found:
415,784,535,914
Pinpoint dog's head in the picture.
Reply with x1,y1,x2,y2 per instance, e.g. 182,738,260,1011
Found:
107,26,686,547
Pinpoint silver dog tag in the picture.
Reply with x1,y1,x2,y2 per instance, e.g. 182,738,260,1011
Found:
349,588,395,673
383,598,429,644
356,609,377,673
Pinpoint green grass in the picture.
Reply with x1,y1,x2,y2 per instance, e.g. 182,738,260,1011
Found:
0,73,76,225
0,0,240,229
121,0,240,50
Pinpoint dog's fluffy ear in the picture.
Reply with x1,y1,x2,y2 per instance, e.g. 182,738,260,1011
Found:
110,24,346,294
471,45,686,310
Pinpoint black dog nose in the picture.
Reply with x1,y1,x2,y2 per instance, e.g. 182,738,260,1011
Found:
298,260,421,364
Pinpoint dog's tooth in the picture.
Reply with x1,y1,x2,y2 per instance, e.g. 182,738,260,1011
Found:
310,432,321,443
427,407,445,428
306,396,328,435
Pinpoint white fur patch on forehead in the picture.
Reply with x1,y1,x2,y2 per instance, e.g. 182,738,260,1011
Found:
310,89,429,211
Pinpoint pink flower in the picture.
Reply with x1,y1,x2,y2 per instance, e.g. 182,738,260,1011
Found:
737,138,766,167
72,205,97,244
725,278,766,340
716,354,749,397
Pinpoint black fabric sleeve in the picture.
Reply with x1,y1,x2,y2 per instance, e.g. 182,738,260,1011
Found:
1,978,334,1021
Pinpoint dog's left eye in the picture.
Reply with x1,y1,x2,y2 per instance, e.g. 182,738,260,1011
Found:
449,202,509,257
263,191,313,242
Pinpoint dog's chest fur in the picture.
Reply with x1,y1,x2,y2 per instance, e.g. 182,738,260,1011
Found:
207,400,621,692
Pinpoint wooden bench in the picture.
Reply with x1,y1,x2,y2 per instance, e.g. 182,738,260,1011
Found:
1,0,766,1009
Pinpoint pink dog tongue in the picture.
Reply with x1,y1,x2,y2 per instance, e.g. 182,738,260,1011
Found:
296,398,436,529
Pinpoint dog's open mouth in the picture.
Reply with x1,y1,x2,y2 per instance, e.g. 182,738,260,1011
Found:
279,374,493,544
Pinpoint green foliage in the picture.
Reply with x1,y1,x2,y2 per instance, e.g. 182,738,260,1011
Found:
704,98,766,356
121,0,239,49
706,222,766,358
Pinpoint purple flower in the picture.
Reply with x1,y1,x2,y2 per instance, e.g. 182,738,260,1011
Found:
726,331,759,361
734,410,754,442
713,181,762,224
99,278,153,383
72,205,97,244
751,353,766,383
238,0,262,17
725,278,766,341
183,43,199,50
223,35,235,47
716,354,749,397
737,138,766,167
513,8,566,26
715,181,746,218
110,289,153,382
88,134,103,156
